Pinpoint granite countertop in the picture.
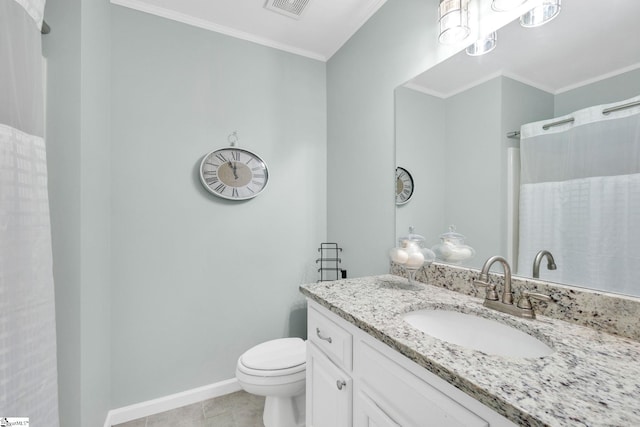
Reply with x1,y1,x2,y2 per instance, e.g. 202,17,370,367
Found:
300,275,640,427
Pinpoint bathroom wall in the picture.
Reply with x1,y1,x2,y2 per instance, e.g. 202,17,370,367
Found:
395,77,552,267
43,0,112,425
326,0,525,277
110,6,326,407
394,80,504,265
79,0,112,425
554,67,640,116
42,0,82,424
443,79,502,266
40,0,531,421
326,0,438,278
395,87,446,243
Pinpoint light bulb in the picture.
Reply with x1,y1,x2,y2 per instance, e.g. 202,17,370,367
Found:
520,0,561,28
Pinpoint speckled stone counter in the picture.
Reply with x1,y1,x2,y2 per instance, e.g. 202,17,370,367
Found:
392,262,640,341
300,275,640,427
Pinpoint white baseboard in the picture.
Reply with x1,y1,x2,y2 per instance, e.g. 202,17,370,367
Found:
104,378,241,427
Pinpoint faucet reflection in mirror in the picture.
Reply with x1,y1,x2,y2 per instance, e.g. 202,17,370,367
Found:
532,249,556,279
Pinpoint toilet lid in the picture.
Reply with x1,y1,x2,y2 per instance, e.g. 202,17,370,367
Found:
240,338,306,371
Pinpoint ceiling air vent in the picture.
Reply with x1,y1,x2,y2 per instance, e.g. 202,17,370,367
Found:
264,0,311,20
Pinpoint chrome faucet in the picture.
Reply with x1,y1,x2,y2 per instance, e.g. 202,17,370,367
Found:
474,256,513,304
532,250,557,278
473,255,550,319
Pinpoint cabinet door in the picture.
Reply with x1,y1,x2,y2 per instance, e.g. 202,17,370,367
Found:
355,389,401,427
307,342,352,427
357,341,489,427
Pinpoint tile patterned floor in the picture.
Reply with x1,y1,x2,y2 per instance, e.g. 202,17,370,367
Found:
113,391,265,427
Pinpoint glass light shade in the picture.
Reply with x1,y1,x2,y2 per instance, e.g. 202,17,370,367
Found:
438,0,470,45
491,0,527,12
520,0,561,27
466,32,497,56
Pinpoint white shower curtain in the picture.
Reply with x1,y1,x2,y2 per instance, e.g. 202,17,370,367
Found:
1,0,59,424
517,95,640,294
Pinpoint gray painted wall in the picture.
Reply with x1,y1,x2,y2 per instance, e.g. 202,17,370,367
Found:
45,0,325,421
443,79,502,268
43,0,82,424
43,0,111,425
40,0,530,421
554,68,640,116
325,0,518,277
395,80,505,266
110,6,326,407
395,77,554,269
326,0,439,278
80,0,112,425
395,87,446,244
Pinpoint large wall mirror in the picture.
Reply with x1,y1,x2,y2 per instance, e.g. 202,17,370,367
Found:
395,0,640,296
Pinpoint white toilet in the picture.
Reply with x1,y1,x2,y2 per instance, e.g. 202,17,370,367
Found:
236,337,306,427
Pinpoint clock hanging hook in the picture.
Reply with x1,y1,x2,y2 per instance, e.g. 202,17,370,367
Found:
228,131,239,147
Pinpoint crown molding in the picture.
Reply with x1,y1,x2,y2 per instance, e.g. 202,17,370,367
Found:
111,0,328,61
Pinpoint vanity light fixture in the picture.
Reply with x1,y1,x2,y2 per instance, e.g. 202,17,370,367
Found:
520,0,561,27
491,0,527,12
438,0,470,44
466,32,497,56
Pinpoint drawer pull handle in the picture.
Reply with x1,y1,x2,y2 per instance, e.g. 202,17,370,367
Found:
336,380,347,390
316,327,332,343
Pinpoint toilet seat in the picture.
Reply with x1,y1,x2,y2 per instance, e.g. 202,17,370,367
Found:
237,337,306,378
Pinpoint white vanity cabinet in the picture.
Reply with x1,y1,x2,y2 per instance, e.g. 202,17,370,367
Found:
354,341,489,427
306,304,353,427
306,300,517,427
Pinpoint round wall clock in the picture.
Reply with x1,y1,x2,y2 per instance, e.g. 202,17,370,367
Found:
395,166,414,205
200,147,269,200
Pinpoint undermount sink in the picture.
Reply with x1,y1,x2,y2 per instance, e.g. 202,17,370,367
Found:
403,309,554,358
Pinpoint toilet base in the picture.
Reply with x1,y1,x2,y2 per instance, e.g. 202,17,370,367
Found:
263,393,305,427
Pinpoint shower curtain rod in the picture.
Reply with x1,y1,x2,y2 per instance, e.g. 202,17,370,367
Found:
506,99,640,139
603,99,640,115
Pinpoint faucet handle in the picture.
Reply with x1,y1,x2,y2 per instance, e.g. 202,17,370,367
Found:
517,290,551,310
472,279,499,301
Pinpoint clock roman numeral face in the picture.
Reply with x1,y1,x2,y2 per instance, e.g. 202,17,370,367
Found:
200,148,269,200
395,167,414,205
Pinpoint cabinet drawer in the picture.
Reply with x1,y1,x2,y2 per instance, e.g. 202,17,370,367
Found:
357,341,489,427
308,305,353,371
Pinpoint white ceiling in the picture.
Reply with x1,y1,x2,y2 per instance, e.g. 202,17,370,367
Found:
407,0,640,97
110,0,388,61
